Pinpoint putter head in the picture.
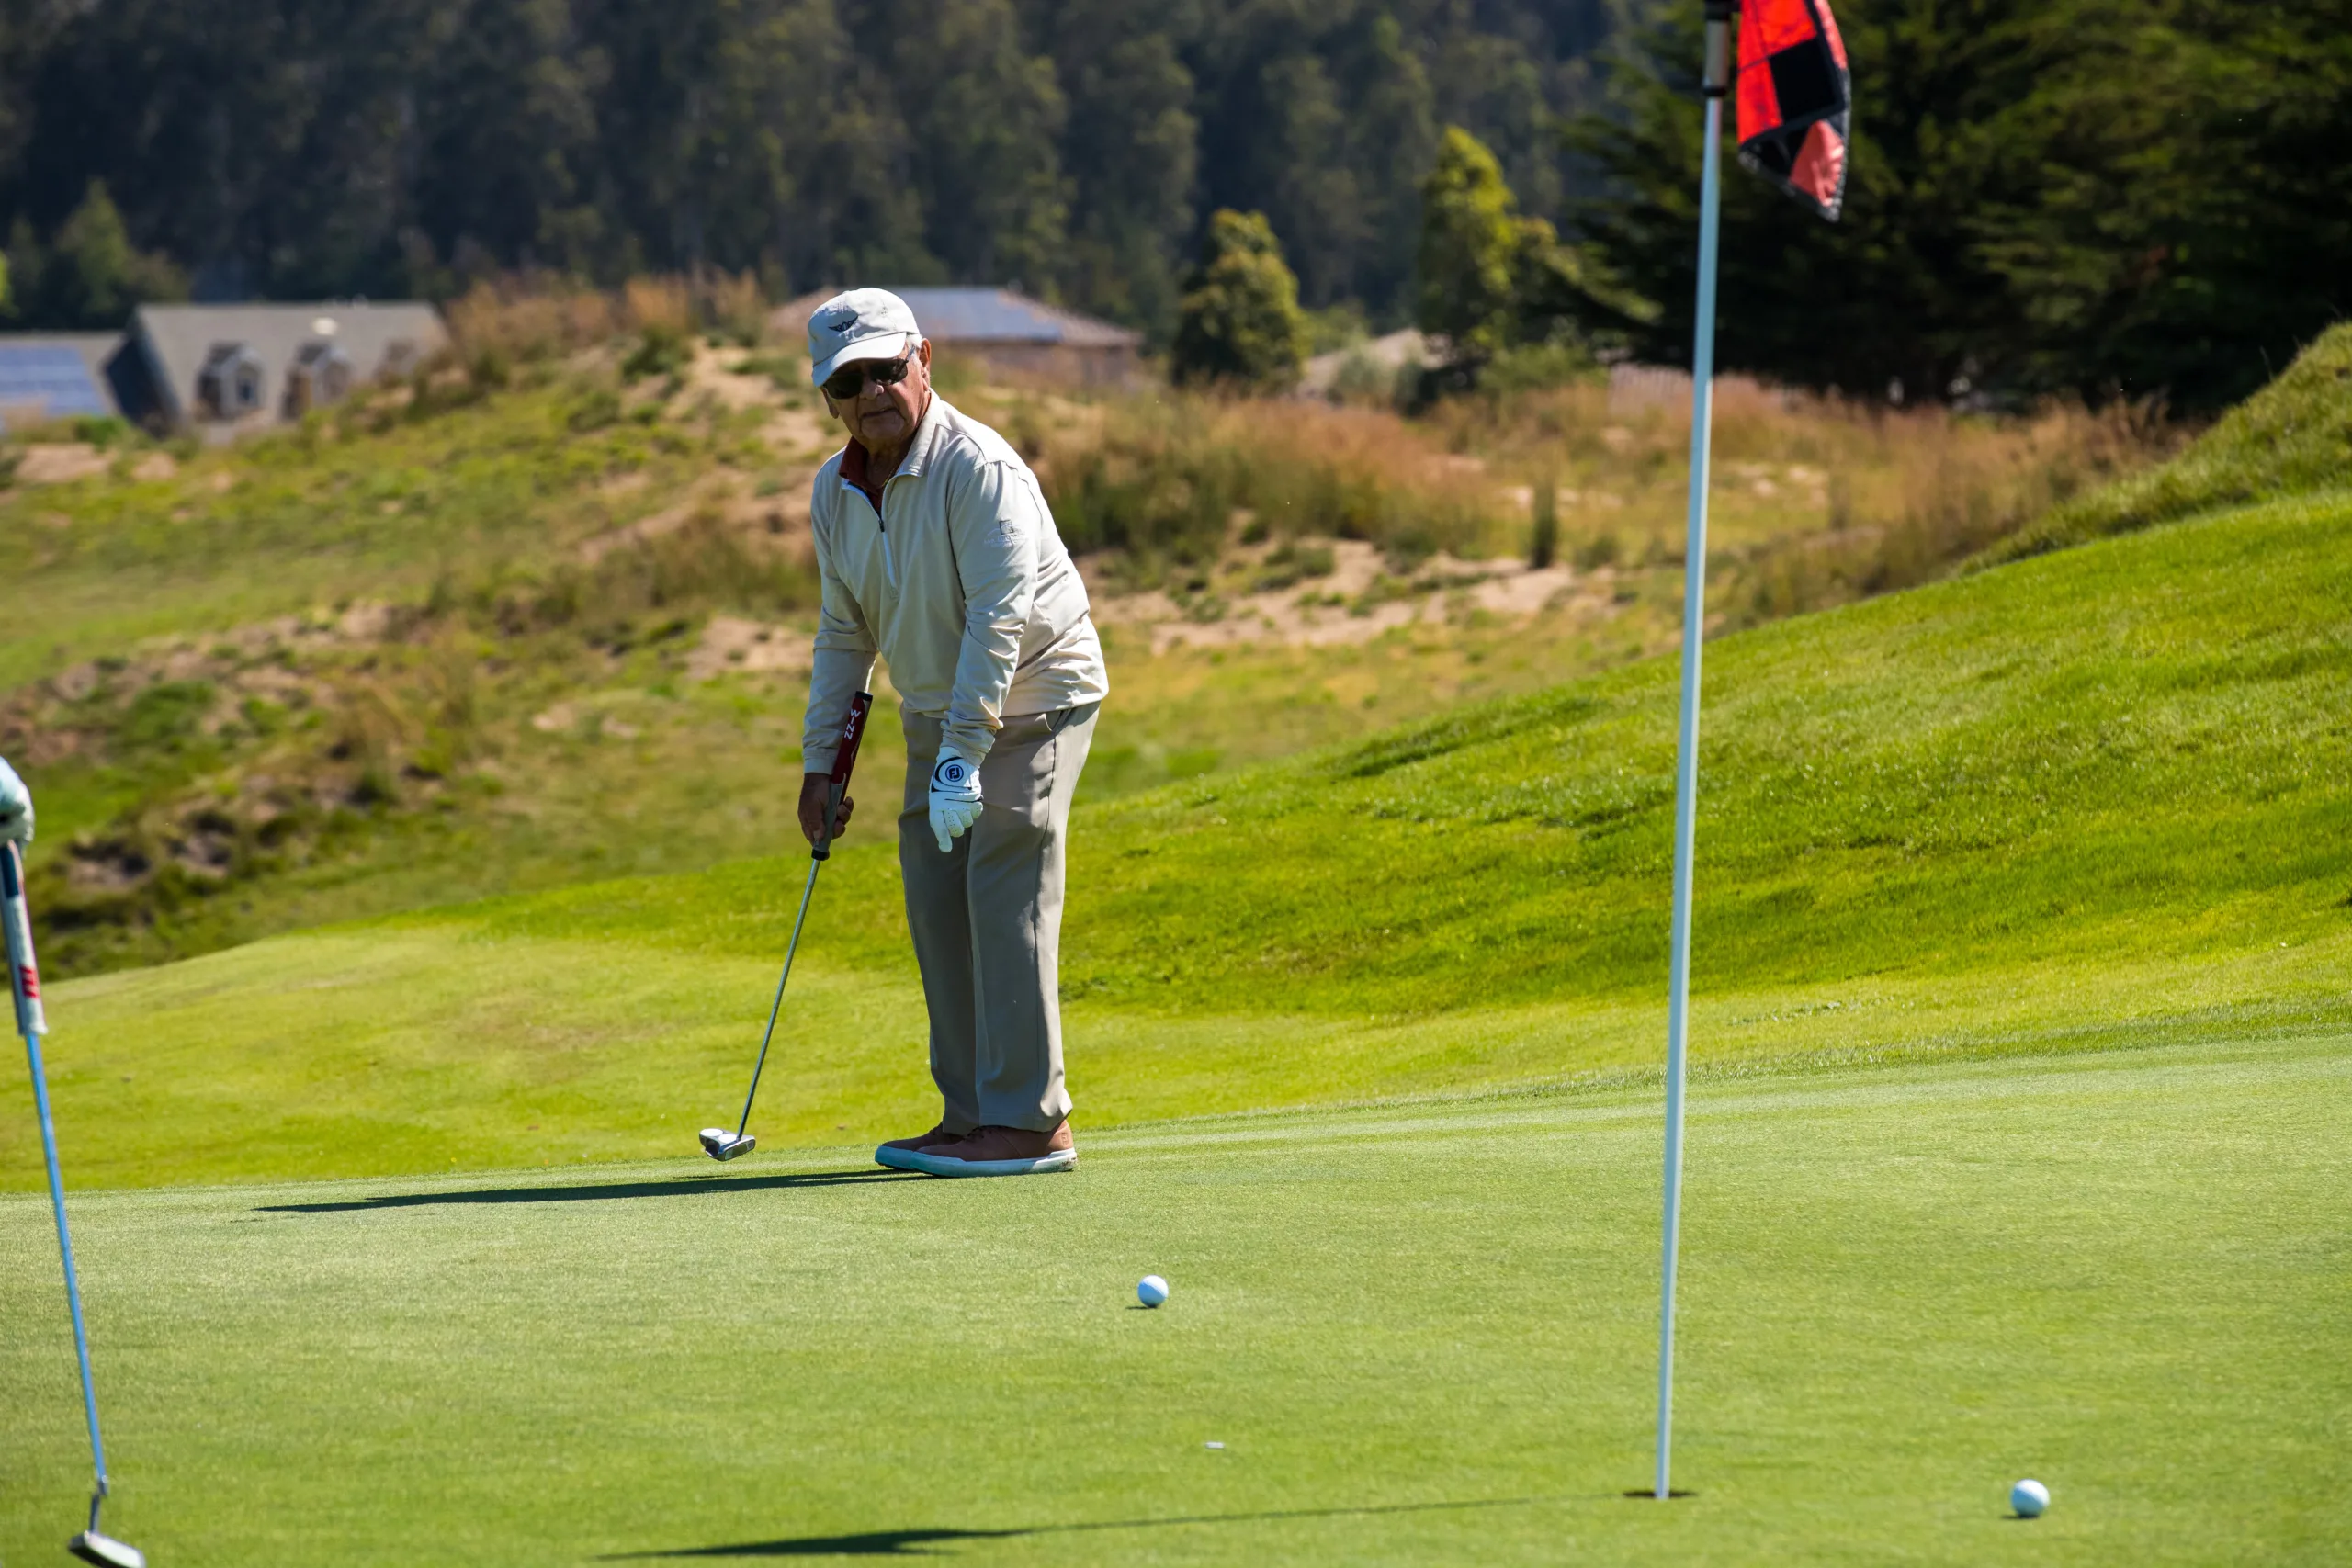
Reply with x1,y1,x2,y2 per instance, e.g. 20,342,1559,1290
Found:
70,1530,146,1568
699,1127,755,1161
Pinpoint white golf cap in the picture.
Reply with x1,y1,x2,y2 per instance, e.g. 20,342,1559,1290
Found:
808,288,922,387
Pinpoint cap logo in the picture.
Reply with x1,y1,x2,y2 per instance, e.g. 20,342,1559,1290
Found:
824,309,859,332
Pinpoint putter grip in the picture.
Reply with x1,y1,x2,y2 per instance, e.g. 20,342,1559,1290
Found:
831,691,874,787
813,692,874,862
2,843,45,1038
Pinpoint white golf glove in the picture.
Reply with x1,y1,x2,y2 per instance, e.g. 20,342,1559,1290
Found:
0,756,31,846
927,748,982,853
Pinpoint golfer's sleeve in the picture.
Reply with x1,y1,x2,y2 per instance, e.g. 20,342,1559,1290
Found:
803,499,876,774
942,460,1039,763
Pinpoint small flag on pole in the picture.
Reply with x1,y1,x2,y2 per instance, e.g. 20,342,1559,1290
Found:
1734,0,1852,220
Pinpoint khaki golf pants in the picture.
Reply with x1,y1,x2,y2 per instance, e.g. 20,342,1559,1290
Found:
899,703,1098,1134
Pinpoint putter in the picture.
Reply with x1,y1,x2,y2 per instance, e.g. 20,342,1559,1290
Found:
5,843,147,1568
700,691,873,1161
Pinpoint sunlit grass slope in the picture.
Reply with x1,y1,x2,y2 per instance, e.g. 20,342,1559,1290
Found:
419,488,2352,1013
9,481,2346,1190
1985,321,2352,564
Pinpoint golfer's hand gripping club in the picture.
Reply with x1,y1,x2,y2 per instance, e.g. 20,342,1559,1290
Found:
810,691,872,861
928,748,981,853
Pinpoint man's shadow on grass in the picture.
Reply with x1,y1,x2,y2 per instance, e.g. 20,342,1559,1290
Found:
610,1497,1546,1558
258,1169,916,1214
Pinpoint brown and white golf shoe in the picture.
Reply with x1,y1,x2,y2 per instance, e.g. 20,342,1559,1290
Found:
873,1124,967,1172
899,1122,1076,1178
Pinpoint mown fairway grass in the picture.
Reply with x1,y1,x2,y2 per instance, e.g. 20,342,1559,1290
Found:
4,1032,2346,1564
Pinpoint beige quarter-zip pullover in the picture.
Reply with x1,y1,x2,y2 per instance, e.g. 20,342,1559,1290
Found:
801,396,1107,771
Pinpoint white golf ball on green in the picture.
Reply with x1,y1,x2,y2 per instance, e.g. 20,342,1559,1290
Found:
1136,1274,1170,1308
2010,1479,2049,1518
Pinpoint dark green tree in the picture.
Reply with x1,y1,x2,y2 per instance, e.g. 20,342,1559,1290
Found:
867,0,1069,289
1964,0,2352,407
1170,209,1309,391
0,3,1630,320
1036,0,1199,336
1416,127,1536,363
1566,0,2352,409
7,181,187,329
1566,0,2015,401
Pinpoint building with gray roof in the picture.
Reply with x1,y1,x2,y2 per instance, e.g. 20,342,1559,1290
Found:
775,287,1141,389
108,301,448,436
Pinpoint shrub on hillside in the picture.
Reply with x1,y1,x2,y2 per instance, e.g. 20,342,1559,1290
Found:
1038,393,1499,580
1170,210,1310,392
1414,128,1592,397
448,271,763,374
447,276,621,362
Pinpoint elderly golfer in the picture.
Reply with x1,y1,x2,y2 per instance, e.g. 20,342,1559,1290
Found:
798,288,1107,1178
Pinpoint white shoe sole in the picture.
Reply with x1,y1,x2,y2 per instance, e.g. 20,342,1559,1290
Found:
894,1146,1078,1178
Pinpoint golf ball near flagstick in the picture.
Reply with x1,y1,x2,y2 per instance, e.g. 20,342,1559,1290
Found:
2010,1479,2050,1518
1136,1274,1170,1308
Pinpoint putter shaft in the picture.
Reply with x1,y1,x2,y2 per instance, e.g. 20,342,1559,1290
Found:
735,852,823,1138
716,690,868,1156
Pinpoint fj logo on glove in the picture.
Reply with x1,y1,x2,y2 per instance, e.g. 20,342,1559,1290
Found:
928,750,985,852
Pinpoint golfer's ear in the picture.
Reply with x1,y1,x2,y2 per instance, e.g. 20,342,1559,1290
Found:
918,339,933,368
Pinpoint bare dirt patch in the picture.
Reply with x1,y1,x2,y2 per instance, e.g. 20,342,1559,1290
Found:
1087,540,1592,654
686,615,815,681
17,444,108,484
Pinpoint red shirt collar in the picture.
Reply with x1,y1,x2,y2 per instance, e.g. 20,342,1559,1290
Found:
838,436,887,511
836,392,936,508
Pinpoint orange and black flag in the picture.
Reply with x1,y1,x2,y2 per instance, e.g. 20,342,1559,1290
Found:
1735,0,1851,220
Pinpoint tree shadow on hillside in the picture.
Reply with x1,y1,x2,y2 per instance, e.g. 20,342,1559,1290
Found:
607,1496,1547,1557
258,1168,914,1213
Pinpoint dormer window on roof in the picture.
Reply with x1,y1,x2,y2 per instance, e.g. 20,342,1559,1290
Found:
285,338,354,415
196,343,265,420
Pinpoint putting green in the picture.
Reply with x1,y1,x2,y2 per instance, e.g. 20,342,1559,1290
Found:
5,1032,2346,1564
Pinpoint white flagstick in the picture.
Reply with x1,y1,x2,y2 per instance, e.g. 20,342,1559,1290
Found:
1656,0,1733,1504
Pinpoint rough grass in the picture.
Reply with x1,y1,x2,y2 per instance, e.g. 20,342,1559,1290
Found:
4,1034,2346,1564
3,369,794,694
1023,376,2166,601
1033,393,1504,574
1982,321,2352,564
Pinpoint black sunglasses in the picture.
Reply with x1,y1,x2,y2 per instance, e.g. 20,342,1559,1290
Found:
822,354,915,401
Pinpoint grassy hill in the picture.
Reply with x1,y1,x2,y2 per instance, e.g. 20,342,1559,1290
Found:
6,330,2160,980
12,453,2345,1190
1983,321,2352,563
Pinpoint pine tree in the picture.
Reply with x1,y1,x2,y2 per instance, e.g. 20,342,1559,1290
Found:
1170,209,1309,391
